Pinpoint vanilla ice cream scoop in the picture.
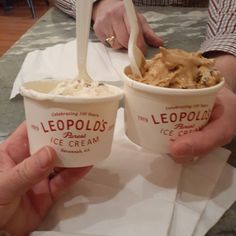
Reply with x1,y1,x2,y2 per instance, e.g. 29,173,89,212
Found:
49,79,117,97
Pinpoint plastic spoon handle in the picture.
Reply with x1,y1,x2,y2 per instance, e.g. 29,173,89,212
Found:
124,0,145,78
76,0,93,82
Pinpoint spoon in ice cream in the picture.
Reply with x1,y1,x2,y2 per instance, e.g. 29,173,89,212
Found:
76,0,93,83
124,0,145,78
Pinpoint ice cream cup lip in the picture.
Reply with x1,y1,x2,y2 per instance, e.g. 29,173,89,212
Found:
123,66,225,96
20,80,124,104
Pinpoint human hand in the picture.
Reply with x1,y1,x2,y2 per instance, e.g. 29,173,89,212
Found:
0,122,92,236
92,0,163,53
170,53,236,164
170,87,236,163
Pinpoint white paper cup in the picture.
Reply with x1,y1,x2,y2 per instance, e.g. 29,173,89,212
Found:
123,66,224,154
20,79,123,167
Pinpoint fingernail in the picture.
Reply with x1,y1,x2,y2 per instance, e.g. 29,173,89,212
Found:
176,143,193,157
37,147,54,169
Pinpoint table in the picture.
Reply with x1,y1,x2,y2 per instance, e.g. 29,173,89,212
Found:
0,6,236,235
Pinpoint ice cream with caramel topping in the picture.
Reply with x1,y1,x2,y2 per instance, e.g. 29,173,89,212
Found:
129,47,223,89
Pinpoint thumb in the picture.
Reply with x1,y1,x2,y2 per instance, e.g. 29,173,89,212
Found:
169,124,227,162
0,146,56,202
143,25,163,48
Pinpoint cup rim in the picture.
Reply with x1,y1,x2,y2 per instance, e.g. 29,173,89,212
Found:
123,66,225,96
20,80,124,104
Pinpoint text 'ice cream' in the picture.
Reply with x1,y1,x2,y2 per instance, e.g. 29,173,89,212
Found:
129,47,223,89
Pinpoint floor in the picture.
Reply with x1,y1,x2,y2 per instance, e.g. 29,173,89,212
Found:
0,0,51,56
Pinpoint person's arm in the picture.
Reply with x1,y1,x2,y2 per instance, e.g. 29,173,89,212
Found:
170,0,236,163
201,0,236,91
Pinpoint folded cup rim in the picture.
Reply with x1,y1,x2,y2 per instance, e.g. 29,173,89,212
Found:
20,79,124,104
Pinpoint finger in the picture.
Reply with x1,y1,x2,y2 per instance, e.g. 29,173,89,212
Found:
111,12,129,49
0,146,56,202
1,121,30,164
49,166,92,200
123,9,148,54
105,32,123,50
135,17,148,54
94,18,123,49
120,9,147,53
104,2,127,49
93,5,123,49
140,15,163,47
170,104,234,161
93,15,111,44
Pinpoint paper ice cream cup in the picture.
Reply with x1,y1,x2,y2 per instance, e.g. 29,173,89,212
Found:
20,79,123,167
123,66,224,154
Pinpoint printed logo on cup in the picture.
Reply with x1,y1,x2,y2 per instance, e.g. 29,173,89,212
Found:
35,111,113,154
135,103,211,141
23,97,120,167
